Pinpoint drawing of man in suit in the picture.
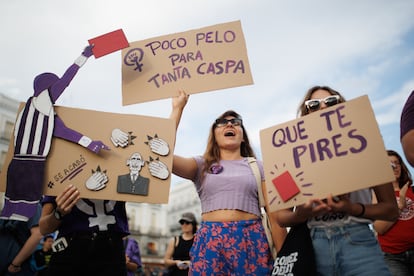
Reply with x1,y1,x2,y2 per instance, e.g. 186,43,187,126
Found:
117,152,149,196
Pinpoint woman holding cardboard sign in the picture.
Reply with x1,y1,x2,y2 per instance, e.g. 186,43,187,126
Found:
169,90,287,275
274,86,398,276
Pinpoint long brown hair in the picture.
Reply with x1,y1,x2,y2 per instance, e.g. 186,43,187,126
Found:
201,110,256,177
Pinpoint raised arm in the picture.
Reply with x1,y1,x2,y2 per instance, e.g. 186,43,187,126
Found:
172,155,198,180
49,45,94,102
170,89,189,130
169,90,198,180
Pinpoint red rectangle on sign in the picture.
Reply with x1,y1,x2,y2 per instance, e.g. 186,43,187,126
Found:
88,29,129,58
272,171,300,202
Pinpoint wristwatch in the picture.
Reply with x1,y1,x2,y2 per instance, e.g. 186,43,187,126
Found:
53,208,63,220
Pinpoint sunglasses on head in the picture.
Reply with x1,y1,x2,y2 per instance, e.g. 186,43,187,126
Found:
180,221,191,225
215,118,242,128
305,95,340,112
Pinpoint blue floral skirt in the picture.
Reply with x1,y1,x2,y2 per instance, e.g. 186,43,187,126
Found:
190,219,273,275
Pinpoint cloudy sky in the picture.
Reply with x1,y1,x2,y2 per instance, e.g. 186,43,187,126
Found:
1,0,414,182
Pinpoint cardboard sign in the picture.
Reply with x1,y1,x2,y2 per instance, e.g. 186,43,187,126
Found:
88,29,129,58
259,95,395,212
0,105,175,203
121,20,253,105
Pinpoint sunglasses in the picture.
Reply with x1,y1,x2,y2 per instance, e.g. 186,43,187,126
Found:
305,95,340,112
180,221,191,225
215,118,242,128
390,161,400,169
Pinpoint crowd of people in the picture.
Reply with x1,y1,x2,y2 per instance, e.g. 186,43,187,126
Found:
0,208,143,276
0,49,413,276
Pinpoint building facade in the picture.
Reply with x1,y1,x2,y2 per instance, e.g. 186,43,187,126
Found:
126,179,201,275
0,93,20,210
0,93,19,171
167,179,201,237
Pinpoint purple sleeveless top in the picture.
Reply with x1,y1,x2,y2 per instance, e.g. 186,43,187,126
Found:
192,156,264,217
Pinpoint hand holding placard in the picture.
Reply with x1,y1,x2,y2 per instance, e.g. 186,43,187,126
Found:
260,95,394,212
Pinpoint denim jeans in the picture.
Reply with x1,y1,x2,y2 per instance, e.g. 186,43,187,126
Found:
384,249,414,276
310,223,391,276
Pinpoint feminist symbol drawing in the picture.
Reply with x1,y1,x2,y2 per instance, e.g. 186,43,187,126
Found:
124,48,144,72
76,199,116,231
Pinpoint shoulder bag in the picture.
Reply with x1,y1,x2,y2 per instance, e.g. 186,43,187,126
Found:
248,157,277,259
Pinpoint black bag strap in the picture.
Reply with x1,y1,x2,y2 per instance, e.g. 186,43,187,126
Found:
174,236,179,248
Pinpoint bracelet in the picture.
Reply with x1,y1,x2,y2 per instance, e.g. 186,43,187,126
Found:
74,55,88,67
10,263,21,268
78,136,92,147
355,203,365,217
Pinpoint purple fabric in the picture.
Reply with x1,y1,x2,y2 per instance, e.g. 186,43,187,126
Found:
401,90,414,139
52,115,82,143
41,196,129,238
14,98,30,153
82,45,94,57
124,237,142,276
1,92,52,221
33,63,80,102
1,51,85,221
1,157,45,220
14,97,54,156
48,63,79,102
192,157,264,217
33,73,59,95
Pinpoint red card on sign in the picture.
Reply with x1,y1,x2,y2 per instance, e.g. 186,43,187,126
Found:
272,171,300,202
88,29,129,58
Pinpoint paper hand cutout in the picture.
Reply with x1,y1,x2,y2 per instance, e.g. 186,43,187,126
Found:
148,157,169,180
86,170,108,191
145,134,169,156
82,45,94,57
88,140,110,153
111,128,129,148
